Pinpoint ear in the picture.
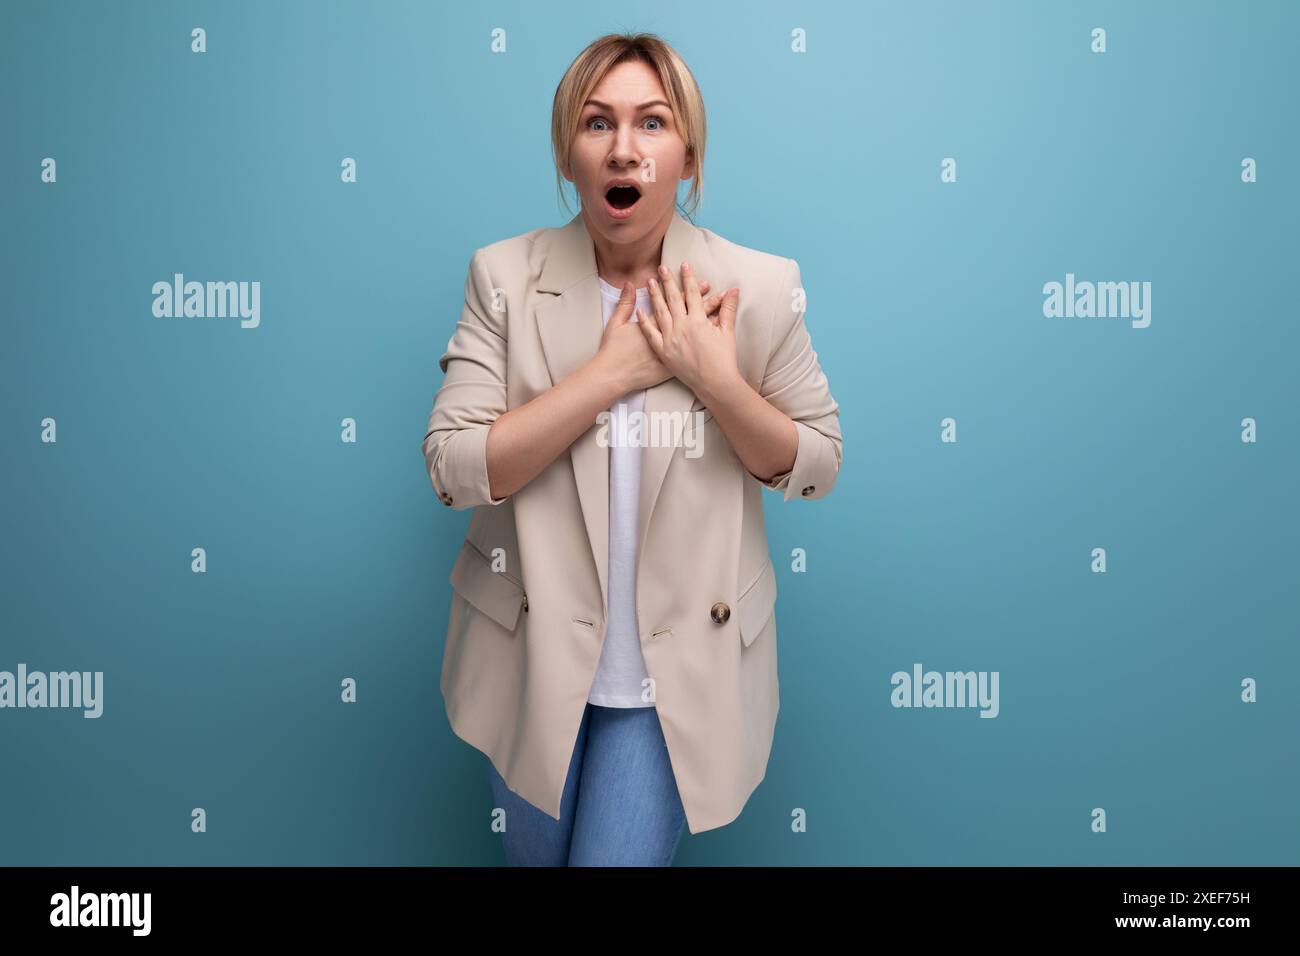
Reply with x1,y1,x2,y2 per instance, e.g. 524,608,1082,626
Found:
679,149,695,181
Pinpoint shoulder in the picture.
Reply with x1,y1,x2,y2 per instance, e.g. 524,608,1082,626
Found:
469,225,548,274
453,227,553,311
691,222,803,321
696,223,791,275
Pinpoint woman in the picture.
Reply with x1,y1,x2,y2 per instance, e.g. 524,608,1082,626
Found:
422,33,842,866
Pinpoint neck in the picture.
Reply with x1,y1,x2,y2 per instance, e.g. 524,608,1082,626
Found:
584,206,673,291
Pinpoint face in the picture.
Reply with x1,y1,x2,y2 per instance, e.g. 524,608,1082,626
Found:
563,59,694,246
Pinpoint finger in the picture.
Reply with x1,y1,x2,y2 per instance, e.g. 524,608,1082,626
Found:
608,281,637,325
647,274,674,341
657,263,687,328
681,261,704,318
697,292,722,325
717,288,740,333
636,299,662,337
636,307,664,356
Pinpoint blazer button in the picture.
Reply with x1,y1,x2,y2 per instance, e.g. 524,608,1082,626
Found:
522,595,529,613
710,602,730,624
801,485,815,496
441,492,453,506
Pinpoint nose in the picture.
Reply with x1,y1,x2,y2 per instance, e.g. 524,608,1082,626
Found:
609,123,641,168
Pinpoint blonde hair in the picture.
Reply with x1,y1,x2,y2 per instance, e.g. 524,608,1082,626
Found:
551,33,707,218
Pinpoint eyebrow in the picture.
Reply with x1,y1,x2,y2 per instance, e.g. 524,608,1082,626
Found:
582,99,672,112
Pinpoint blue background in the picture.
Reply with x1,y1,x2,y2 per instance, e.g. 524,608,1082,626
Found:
2,0,1296,865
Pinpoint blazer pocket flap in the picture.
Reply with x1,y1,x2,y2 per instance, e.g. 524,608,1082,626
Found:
737,558,777,647
449,540,525,633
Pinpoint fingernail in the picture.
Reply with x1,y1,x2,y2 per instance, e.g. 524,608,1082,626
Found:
658,264,668,276
682,261,691,273
648,276,658,290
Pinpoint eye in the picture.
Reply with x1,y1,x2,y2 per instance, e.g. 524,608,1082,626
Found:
585,114,669,132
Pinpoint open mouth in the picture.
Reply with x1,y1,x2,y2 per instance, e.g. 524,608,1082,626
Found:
605,184,642,210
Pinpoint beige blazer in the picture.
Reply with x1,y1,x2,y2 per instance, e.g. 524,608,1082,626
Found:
422,209,843,833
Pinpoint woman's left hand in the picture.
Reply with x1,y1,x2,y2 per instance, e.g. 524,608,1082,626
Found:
638,262,741,406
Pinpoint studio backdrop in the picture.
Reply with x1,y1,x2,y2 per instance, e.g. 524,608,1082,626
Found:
2,0,1296,865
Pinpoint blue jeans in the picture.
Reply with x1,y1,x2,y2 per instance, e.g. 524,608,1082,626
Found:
486,702,688,866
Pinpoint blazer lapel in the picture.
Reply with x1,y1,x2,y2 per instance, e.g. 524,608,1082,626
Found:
534,208,711,616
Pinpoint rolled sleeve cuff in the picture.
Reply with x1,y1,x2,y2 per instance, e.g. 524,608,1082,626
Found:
755,419,839,501
434,426,509,510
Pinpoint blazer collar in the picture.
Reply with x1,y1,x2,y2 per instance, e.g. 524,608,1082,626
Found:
536,205,703,294
534,207,712,615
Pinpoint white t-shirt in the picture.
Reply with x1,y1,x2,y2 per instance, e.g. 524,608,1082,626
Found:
586,277,655,708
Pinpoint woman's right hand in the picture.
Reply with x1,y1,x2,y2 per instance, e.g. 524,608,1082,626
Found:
477,280,720,501
593,279,720,391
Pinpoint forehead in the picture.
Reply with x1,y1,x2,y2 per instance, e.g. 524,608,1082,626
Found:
586,59,667,107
